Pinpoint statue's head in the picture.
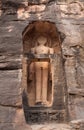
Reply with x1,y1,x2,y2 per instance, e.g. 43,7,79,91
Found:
37,36,47,45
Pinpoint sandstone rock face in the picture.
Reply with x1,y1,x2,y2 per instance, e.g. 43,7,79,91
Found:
70,119,84,130
0,0,84,129
31,123,71,130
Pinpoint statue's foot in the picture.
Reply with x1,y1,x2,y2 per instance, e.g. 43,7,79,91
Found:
42,101,49,106
35,101,42,106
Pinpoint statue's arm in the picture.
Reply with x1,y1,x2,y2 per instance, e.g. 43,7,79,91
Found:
28,63,34,82
29,72,33,81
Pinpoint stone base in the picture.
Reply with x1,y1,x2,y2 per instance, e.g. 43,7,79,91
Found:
24,109,65,123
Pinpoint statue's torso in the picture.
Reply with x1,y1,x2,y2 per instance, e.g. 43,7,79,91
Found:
31,45,53,69
34,62,49,69
35,45,49,54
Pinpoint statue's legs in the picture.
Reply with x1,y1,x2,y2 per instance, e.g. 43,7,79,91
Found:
35,62,41,103
42,68,48,104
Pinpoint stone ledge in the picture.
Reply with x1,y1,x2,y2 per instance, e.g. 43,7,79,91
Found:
24,110,66,123
70,119,84,130
68,88,84,96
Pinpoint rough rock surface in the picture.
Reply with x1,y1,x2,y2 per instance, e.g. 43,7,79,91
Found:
70,119,84,130
0,0,84,130
31,123,71,130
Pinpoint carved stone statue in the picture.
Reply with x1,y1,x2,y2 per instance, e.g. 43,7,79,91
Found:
31,36,54,106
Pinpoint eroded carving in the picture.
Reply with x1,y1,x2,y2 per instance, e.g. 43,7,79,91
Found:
28,36,54,106
22,22,66,123
26,110,65,123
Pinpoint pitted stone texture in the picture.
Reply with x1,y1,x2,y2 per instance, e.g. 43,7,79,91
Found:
70,119,84,130
0,106,32,130
0,106,26,124
1,1,84,21
0,123,32,130
0,70,22,106
68,97,84,120
31,123,71,130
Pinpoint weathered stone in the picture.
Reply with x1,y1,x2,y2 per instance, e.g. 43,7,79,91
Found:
68,97,84,120
0,106,25,123
0,0,84,129
22,21,66,123
0,123,32,130
14,123,32,130
70,119,84,130
31,123,71,130
0,70,22,106
0,37,22,54
0,106,32,130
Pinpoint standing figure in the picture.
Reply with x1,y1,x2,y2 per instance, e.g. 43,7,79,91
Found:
31,36,54,105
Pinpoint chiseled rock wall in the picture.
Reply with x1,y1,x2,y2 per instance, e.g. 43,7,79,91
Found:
0,0,84,129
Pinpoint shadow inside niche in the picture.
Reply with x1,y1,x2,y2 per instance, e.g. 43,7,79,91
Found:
59,31,66,43
22,89,29,123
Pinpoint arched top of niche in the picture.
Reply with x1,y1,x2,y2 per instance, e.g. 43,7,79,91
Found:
22,21,61,53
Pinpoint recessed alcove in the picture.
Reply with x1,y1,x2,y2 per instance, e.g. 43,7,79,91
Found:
22,21,61,54
22,21,67,123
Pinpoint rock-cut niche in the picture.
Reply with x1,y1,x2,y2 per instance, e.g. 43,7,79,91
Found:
22,21,65,110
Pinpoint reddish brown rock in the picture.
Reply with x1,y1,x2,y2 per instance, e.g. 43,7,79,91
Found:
0,0,84,129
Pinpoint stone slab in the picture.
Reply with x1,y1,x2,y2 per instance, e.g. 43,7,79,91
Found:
0,70,22,106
